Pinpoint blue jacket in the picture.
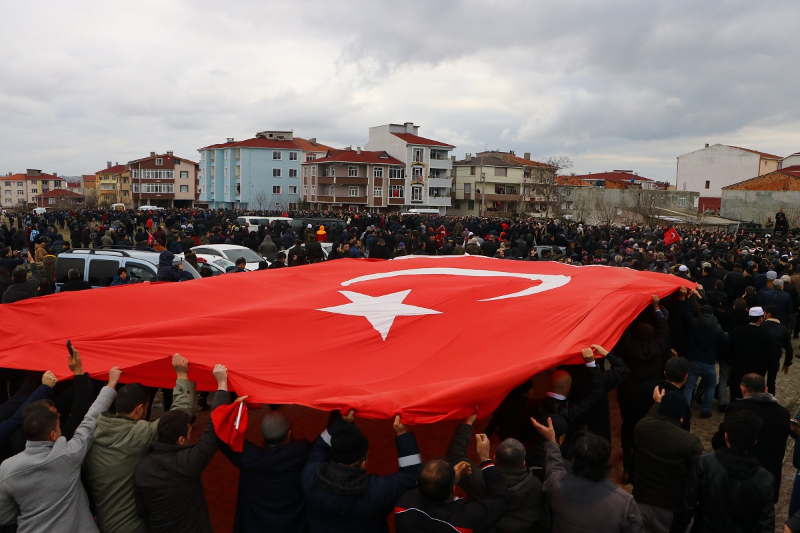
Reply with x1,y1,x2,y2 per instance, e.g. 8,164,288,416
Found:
156,251,192,282
0,384,53,448
302,422,422,533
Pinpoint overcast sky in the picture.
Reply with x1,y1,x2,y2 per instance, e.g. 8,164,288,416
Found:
2,0,798,183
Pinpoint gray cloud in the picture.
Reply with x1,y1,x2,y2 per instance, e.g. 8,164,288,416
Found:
1,0,798,184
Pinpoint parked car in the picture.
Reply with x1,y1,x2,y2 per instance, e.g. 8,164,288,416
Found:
236,216,293,233
55,247,201,290
176,253,236,276
291,218,347,234
190,245,266,271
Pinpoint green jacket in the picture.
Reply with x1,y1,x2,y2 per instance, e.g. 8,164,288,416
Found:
85,379,195,533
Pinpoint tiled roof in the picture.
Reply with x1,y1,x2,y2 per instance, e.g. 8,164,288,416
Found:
129,154,198,165
200,137,300,150
574,171,653,183
95,165,127,175
723,165,800,190
391,133,454,148
36,189,84,199
497,153,554,168
82,174,96,182
6,173,61,182
304,149,404,166
66,182,80,188
556,175,593,187
728,146,782,160
293,137,335,152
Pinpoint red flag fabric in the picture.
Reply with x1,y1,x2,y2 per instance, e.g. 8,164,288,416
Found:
211,401,248,452
0,256,694,423
147,231,154,246
663,227,681,246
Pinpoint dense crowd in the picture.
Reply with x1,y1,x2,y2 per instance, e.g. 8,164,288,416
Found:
1,207,800,532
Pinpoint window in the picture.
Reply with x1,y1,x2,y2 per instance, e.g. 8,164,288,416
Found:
133,184,139,193
137,169,174,180
374,167,383,178
4,181,10,186
3,199,9,205
311,166,316,177
311,186,316,195
273,169,282,178
31,188,37,193
125,262,156,282
17,190,23,196
411,186,423,201
413,148,423,162
141,183,174,193
289,152,298,161
48,198,55,205
155,158,163,166
304,186,308,195
235,183,240,195
289,169,298,178
224,150,228,160
468,200,475,210
273,186,282,194
413,167,423,179
349,186,359,197
303,166,308,177
88,259,119,287
704,180,710,189
390,185,404,198
56,257,85,283
273,151,282,160
4,190,9,196
16,181,23,187
678,196,687,207
348,166,358,177
470,166,476,176
180,185,189,193
224,168,228,178
180,171,189,179
224,184,228,193
123,191,129,197
288,185,298,194
494,167,507,177
306,153,316,161
374,186,382,197
389,167,404,179
464,183,471,194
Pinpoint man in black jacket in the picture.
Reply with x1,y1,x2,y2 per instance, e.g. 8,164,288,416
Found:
133,364,230,533
59,268,92,292
711,373,790,503
2,254,40,304
723,307,772,402
683,304,727,418
762,304,793,395
395,434,508,533
670,410,774,533
634,389,702,533
445,414,547,532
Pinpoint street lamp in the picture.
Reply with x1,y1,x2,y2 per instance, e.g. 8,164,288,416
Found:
480,172,486,217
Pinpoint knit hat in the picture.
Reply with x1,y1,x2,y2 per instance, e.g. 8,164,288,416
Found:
261,410,291,440
330,424,369,464
658,391,686,420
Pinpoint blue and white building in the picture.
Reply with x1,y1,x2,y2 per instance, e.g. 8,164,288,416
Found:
197,130,305,210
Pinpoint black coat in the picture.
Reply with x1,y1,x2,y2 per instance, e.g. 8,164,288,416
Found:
218,397,311,533
59,279,93,292
1,264,40,304
761,319,793,368
133,392,225,533
670,448,774,533
711,394,790,503
722,324,772,385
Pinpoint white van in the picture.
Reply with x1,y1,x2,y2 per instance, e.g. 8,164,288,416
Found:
33,207,48,215
137,205,165,211
236,216,293,233
111,203,126,211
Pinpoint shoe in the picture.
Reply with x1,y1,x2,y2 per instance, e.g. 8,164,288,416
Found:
700,411,712,419
718,404,728,413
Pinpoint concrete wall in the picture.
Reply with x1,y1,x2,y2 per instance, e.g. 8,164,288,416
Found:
721,190,800,225
676,144,761,197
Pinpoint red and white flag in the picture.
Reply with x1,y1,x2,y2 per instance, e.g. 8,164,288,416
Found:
147,231,155,246
0,256,694,423
663,227,681,246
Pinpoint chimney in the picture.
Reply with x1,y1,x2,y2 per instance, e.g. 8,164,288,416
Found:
107,161,112,168
166,151,173,156
227,138,234,143
357,147,361,155
26,169,41,177
404,122,414,133
465,154,472,162
705,143,709,148
451,155,456,162
53,172,57,177
150,152,156,157
115,162,118,166
524,152,531,160
310,138,317,145
510,150,515,155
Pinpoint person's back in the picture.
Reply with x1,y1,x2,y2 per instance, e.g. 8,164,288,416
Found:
86,357,195,533
0,361,120,533
671,410,774,533
633,391,702,532
2,260,40,304
302,414,422,533
133,365,228,533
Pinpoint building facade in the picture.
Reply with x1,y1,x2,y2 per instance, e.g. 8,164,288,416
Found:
676,144,782,212
128,152,198,208
301,148,405,211
450,155,523,216
95,163,125,205
720,166,800,225
364,122,455,214
198,132,327,210
36,189,85,208
1,170,66,209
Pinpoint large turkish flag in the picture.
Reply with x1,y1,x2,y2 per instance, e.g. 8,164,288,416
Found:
0,256,693,423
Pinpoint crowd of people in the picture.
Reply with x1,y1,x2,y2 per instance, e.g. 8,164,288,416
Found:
1,206,800,532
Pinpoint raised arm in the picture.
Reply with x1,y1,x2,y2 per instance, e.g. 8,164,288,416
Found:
168,353,196,413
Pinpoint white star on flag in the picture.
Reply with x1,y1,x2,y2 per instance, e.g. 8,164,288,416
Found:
318,290,441,341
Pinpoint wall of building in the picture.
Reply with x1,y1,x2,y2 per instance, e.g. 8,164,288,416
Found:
720,190,800,225
676,145,760,198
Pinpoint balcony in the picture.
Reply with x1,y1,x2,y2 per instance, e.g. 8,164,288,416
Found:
317,177,335,184
343,196,368,204
427,197,452,207
335,176,368,185
484,193,522,202
388,197,405,205
427,177,451,189
429,158,451,170
316,195,334,203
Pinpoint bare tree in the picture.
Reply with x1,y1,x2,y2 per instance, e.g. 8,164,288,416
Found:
84,189,98,210
252,191,268,211
592,193,618,226
629,190,667,226
531,156,573,219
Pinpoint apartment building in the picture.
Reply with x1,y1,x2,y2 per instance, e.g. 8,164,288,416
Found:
95,163,126,205
301,148,405,211
364,122,455,214
1,169,66,208
128,152,199,208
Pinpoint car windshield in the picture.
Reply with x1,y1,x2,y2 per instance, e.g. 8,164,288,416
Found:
221,248,263,262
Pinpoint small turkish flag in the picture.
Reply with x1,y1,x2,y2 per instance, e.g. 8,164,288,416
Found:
147,231,154,246
663,227,680,246
211,401,248,452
